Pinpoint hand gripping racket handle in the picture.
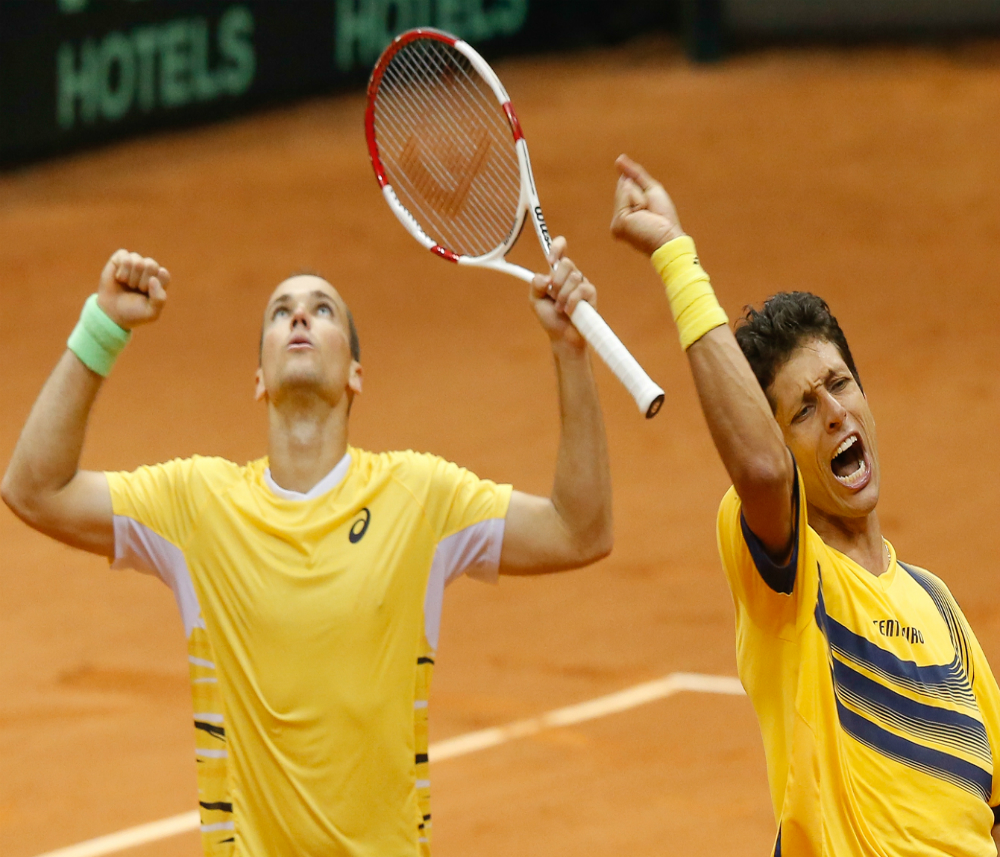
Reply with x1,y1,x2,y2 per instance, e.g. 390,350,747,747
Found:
570,300,664,418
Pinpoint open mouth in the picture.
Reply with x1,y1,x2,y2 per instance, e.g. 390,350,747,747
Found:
831,433,869,489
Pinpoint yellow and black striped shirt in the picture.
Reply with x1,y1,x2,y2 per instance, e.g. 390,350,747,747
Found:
718,466,1000,856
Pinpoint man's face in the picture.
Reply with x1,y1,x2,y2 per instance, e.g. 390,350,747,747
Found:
769,337,879,521
255,275,361,407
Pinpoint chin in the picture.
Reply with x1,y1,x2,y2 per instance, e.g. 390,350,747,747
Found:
278,367,325,387
834,481,879,518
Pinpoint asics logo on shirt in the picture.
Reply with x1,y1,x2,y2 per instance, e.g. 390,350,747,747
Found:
349,508,371,543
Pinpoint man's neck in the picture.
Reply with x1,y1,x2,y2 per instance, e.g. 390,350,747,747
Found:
266,396,349,495
808,505,888,576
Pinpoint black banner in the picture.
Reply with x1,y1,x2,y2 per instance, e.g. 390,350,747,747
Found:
0,0,674,167
724,0,1000,34
691,0,1000,58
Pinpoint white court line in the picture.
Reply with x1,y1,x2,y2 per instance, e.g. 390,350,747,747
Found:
32,672,745,857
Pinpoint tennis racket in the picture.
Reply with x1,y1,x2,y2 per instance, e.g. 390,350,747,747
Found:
364,28,665,418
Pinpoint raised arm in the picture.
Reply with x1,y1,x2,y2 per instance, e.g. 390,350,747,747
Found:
609,156,794,557
498,238,613,575
1,251,170,557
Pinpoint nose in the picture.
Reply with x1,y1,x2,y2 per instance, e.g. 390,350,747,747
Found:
819,388,847,431
290,303,310,328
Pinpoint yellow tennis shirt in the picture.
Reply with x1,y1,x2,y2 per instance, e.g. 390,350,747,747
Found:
106,447,512,857
718,468,1000,856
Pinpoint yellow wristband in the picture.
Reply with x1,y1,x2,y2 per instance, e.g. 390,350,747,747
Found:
651,236,728,350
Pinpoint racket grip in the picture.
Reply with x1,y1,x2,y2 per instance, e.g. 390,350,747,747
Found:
570,301,665,418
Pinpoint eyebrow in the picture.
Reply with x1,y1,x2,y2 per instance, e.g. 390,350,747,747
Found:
792,368,845,404
267,290,339,312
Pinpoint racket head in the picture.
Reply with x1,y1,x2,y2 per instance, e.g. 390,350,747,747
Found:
365,29,531,265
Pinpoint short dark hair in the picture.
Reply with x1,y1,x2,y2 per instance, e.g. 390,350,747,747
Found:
734,291,862,403
344,308,361,363
258,272,361,365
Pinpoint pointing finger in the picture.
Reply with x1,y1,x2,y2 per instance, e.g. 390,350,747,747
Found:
614,173,647,211
616,153,659,192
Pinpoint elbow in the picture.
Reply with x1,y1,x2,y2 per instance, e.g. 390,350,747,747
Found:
0,470,18,516
1,469,40,527
591,536,613,564
593,523,614,562
733,452,793,500
579,519,614,566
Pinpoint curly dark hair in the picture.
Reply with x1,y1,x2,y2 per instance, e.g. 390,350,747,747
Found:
734,291,862,404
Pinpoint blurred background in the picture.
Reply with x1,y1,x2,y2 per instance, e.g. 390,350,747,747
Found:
3,0,1000,168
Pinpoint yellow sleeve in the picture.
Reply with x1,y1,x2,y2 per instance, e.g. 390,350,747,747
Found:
423,455,513,540
105,456,209,549
716,463,811,637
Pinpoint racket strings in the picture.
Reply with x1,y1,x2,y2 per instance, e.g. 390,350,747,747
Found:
373,38,522,258
377,43,517,252
381,41,516,215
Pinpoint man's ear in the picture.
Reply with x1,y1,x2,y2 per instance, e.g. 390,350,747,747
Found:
254,367,268,402
348,361,363,396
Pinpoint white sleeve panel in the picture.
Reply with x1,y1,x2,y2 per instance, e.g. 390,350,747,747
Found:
423,517,505,650
112,515,205,638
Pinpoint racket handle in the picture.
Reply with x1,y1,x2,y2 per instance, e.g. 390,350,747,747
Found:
570,301,665,419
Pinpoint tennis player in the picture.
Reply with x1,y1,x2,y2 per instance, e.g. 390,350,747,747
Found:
610,154,1000,855
1,238,611,857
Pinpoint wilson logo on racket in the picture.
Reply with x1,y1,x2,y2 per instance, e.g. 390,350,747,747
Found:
534,206,551,246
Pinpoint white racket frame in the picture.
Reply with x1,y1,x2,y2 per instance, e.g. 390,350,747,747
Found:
366,28,664,418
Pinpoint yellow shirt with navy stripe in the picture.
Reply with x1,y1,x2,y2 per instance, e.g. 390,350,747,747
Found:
106,447,512,857
717,468,1000,856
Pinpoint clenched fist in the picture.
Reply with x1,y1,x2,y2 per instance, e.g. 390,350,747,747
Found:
96,250,171,330
610,154,686,257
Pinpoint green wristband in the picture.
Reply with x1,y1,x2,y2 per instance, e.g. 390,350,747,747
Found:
67,294,131,377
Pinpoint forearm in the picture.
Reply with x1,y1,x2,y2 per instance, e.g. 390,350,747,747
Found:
499,343,612,576
549,342,613,559
2,351,109,538
687,325,790,492
651,235,793,550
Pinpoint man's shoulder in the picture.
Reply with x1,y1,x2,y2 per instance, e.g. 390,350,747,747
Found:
715,483,821,546
896,558,957,604
180,454,255,487
109,454,248,487
106,455,256,530
350,447,456,481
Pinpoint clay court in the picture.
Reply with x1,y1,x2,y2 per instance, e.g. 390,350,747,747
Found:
3,36,1000,857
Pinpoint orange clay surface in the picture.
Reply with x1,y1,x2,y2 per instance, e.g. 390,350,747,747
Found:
3,37,1000,857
